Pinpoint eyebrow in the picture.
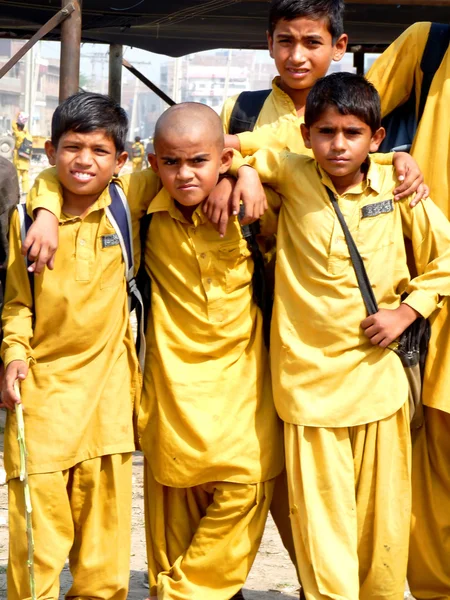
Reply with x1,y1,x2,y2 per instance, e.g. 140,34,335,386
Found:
160,153,211,160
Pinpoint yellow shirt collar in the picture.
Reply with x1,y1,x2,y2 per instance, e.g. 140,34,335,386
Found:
146,187,208,226
317,156,384,197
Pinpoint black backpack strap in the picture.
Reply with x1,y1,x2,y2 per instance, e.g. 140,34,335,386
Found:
325,187,378,315
108,181,146,368
16,203,35,305
228,90,271,135
135,211,153,333
238,205,272,346
419,23,450,121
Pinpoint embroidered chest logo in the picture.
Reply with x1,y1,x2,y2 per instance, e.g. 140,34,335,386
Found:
102,233,120,248
361,199,394,219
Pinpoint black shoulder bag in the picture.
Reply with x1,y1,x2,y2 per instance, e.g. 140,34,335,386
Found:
325,187,431,428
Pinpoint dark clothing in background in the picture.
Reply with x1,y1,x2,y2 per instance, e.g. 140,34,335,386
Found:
0,157,20,309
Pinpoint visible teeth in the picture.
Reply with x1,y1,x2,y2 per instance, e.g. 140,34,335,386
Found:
74,172,92,180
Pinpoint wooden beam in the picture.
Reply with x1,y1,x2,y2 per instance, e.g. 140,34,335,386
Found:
59,0,82,101
122,59,176,107
0,2,75,79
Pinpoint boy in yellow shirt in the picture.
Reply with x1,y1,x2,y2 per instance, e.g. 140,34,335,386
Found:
131,135,146,172
0,92,160,600
233,72,450,600
12,112,33,195
367,25,450,597
18,102,283,600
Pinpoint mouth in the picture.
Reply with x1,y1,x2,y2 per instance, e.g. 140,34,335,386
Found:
286,68,309,78
328,157,350,164
177,184,198,190
71,170,95,182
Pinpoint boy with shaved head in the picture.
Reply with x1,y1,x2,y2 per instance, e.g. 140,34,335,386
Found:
21,101,283,600
140,102,282,599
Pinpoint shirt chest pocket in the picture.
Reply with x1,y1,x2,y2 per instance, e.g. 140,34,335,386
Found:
328,204,395,276
218,239,253,294
356,208,395,256
100,237,125,289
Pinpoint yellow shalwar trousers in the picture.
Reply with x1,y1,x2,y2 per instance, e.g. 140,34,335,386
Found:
408,407,450,600
144,459,275,600
132,160,144,173
8,453,133,600
285,403,411,600
269,468,299,576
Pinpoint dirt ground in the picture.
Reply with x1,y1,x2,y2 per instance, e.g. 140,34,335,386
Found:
0,410,299,600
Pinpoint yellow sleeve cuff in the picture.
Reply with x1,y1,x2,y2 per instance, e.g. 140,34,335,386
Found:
403,291,438,319
371,151,394,166
229,150,247,177
3,346,29,369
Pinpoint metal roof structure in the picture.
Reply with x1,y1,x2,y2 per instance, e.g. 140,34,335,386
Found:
0,1,448,57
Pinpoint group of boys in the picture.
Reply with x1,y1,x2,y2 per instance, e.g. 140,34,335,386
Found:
1,2,450,600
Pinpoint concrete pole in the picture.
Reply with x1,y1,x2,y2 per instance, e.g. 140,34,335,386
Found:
108,44,123,104
59,0,82,102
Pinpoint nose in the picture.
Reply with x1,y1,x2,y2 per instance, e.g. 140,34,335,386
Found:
178,163,193,181
290,43,306,65
331,132,346,152
75,147,94,167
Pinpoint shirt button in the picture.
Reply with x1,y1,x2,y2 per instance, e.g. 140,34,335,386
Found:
79,239,86,246
200,253,206,259
206,277,212,284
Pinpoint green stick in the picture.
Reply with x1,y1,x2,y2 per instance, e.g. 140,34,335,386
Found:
15,382,36,600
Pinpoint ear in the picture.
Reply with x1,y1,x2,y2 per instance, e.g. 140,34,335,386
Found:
45,140,57,166
332,33,348,62
369,127,386,152
300,123,312,149
114,151,128,177
219,148,234,174
267,31,274,58
148,153,159,175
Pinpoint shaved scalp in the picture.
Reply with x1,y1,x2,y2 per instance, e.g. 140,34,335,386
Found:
154,102,224,151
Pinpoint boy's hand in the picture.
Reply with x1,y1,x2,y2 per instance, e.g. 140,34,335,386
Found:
224,134,241,151
361,304,420,348
203,167,267,237
203,176,236,237
22,208,59,274
235,165,268,225
1,360,28,410
392,152,429,206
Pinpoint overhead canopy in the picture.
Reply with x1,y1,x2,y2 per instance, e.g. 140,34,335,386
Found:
0,0,448,57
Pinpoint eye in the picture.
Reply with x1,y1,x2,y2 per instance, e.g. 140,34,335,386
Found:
306,39,322,47
278,37,291,45
318,127,334,135
163,159,177,166
193,157,207,164
346,129,363,136
95,148,109,155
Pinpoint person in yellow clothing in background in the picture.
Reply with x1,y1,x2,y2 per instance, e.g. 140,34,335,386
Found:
131,135,146,172
0,92,161,600
232,72,450,600
12,112,32,195
367,24,450,599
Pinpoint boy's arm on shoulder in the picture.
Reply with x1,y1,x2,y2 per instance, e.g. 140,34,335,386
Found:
238,122,288,157
117,168,161,221
366,22,430,118
230,147,287,192
28,167,63,219
1,210,34,368
399,195,450,317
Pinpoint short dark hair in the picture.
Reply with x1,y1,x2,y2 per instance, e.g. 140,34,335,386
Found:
134,136,141,142
268,0,345,42
51,92,128,153
304,72,382,133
